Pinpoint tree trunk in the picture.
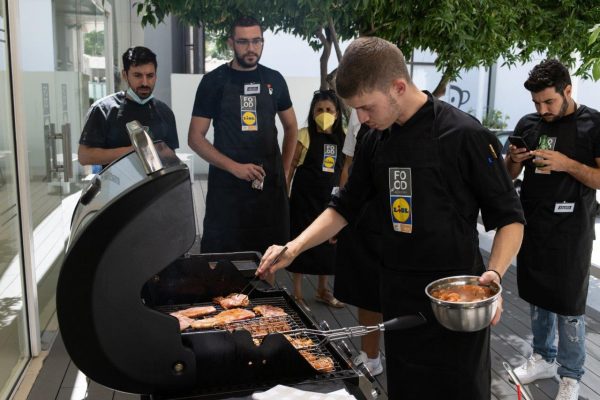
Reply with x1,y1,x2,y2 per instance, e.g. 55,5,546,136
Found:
432,71,452,98
315,28,331,90
327,16,343,62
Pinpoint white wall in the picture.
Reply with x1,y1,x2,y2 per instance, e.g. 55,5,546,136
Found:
259,30,350,78
171,73,319,175
493,56,600,130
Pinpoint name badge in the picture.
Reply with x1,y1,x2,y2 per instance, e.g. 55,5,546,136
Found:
554,202,575,213
244,83,260,95
389,167,413,233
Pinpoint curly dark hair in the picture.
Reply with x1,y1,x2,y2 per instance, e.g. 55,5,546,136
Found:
122,47,157,72
524,59,571,94
307,90,345,137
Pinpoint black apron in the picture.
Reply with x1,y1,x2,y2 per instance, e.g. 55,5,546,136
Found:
517,112,596,316
201,68,289,254
288,128,344,274
374,101,489,399
334,127,383,312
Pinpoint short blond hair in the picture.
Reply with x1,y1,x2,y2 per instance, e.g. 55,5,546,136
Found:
337,37,411,98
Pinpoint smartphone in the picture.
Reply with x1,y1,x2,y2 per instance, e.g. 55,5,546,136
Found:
508,135,529,150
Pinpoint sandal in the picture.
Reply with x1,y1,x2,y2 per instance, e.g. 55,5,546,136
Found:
294,295,309,309
315,291,345,308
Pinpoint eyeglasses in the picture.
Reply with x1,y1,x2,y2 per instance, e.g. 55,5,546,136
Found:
234,38,264,47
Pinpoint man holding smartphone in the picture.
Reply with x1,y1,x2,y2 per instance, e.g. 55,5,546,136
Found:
506,59,600,400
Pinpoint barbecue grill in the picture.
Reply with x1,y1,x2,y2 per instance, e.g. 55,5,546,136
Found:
56,123,400,399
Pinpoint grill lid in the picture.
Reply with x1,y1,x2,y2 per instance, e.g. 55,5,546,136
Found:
57,137,197,394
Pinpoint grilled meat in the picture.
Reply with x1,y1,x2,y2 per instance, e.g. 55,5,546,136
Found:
284,334,315,349
253,304,287,317
175,305,217,318
191,308,255,330
170,312,194,331
233,318,292,337
213,293,250,309
299,350,335,372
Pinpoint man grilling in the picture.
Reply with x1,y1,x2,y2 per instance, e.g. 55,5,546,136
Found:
257,36,525,399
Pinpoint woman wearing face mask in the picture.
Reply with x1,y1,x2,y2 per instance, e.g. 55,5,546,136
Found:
286,90,346,307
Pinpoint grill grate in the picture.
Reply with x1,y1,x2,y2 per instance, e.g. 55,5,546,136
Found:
155,295,343,374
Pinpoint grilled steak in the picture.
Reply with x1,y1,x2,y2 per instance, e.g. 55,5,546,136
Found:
213,293,250,309
253,304,287,317
191,308,255,329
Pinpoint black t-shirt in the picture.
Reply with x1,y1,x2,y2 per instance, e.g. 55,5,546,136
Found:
332,94,524,233
79,92,179,150
514,106,600,201
192,63,292,118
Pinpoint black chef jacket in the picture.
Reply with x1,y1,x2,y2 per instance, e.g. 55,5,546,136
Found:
330,92,524,399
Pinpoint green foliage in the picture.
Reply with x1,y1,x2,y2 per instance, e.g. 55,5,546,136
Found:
84,30,104,56
583,23,600,81
481,109,509,130
131,0,600,88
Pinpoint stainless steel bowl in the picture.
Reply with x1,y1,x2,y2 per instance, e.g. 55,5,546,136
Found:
424,275,502,332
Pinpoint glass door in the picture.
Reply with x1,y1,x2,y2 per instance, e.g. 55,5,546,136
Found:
0,0,30,397
14,0,112,341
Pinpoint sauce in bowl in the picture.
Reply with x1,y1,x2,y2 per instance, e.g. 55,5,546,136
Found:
430,284,494,302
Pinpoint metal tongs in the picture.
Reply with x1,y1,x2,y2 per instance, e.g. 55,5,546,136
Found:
284,314,427,345
240,246,288,297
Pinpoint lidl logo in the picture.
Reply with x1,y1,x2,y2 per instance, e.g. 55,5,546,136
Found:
242,111,256,126
324,156,335,169
392,197,411,223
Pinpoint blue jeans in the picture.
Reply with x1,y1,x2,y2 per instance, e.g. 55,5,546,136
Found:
530,304,586,380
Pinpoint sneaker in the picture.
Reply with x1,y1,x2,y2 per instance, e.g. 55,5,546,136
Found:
354,351,383,376
555,377,579,400
513,353,557,384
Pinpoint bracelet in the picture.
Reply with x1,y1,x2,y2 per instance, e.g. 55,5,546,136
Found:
487,269,502,284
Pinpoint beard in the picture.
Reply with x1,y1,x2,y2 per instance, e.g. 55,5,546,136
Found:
542,94,569,122
134,86,153,98
234,49,261,69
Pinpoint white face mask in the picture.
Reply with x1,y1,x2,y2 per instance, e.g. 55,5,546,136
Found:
126,87,154,105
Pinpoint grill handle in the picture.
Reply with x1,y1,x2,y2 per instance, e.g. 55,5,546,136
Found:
126,120,164,175
380,313,427,332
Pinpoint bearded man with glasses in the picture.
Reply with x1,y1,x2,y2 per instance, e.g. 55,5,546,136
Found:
189,16,298,255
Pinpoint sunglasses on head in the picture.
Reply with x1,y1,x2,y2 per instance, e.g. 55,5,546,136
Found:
314,89,336,95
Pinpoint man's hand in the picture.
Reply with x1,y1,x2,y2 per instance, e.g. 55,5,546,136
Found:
231,163,266,181
256,244,295,281
479,271,503,326
508,144,533,163
530,149,574,172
